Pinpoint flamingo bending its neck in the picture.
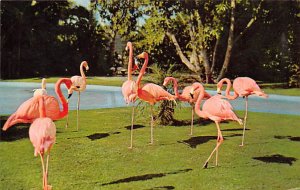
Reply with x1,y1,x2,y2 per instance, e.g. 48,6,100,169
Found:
66,61,89,131
191,83,242,168
136,52,176,144
33,78,47,97
29,96,56,190
2,78,72,131
121,42,138,149
217,77,268,146
163,77,211,135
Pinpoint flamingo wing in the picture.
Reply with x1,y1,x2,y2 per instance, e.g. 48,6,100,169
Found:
122,80,137,104
142,83,175,101
203,95,239,122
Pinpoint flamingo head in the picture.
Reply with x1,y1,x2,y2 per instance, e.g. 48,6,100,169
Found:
137,52,148,59
125,42,132,51
163,77,172,86
81,61,89,71
189,88,195,99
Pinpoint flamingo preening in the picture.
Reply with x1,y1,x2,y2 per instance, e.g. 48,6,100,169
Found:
66,61,89,131
190,83,242,168
2,78,72,131
217,77,268,146
163,77,211,135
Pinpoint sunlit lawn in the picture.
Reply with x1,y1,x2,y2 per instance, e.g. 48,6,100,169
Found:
0,107,299,190
3,77,300,96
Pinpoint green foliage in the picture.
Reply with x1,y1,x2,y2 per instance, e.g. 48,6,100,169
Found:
288,64,300,88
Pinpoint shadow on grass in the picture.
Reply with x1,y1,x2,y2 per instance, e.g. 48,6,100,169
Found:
274,135,300,142
145,186,175,190
178,136,216,148
172,118,212,127
86,131,121,141
222,128,250,132
253,154,297,166
125,125,146,130
179,134,242,148
0,116,30,142
100,169,192,186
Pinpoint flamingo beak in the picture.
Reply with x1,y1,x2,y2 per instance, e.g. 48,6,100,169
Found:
67,89,73,99
137,52,144,59
190,88,195,99
217,87,221,95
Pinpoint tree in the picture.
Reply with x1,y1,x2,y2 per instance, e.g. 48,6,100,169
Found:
137,0,265,83
93,0,142,70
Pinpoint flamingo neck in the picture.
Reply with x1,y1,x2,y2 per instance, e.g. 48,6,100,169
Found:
80,62,87,80
41,78,46,89
194,84,207,118
219,78,238,100
55,78,69,118
38,96,46,118
127,43,133,81
136,54,148,88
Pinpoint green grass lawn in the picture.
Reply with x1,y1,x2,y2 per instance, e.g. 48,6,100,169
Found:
3,77,300,96
0,107,299,189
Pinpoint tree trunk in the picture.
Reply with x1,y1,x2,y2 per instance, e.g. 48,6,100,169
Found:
211,37,220,74
217,0,235,81
108,34,116,68
166,31,199,72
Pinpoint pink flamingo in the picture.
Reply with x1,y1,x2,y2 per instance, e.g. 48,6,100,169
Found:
136,52,176,144
163,77,211,135
121,42,138,148
217,77,268,146
66,61,89,131
33,78,47,97
2,78,72,131
190,83,242,168
29,96,56,190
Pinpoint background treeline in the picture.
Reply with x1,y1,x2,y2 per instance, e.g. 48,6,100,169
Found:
1,0,299,86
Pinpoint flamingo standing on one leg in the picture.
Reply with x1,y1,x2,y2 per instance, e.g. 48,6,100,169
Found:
163,77,211,135
2,78,72,131
66,61,89,131
190,83,242,168
29,96,56,190
217,77,268,146
33,78,47,97
135,52,176,144
121,42,138,149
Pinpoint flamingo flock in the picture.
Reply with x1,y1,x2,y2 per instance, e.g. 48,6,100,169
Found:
2,42,268,189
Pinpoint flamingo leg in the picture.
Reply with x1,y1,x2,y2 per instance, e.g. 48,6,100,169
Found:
65,99,69,128
203,121,223,168
150,105,154,145
65,114,69,128
39,153,46,190
77,91,80,131
240,96,248,146
190,105,194,136
129,106,135,149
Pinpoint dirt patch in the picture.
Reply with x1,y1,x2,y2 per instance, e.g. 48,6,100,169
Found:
253,154,297,166
178,136,216,148
101,169,192,186
125,125,146,130
86,133,110,141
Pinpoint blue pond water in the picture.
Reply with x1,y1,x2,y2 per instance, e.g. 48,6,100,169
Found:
0,82,299,116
